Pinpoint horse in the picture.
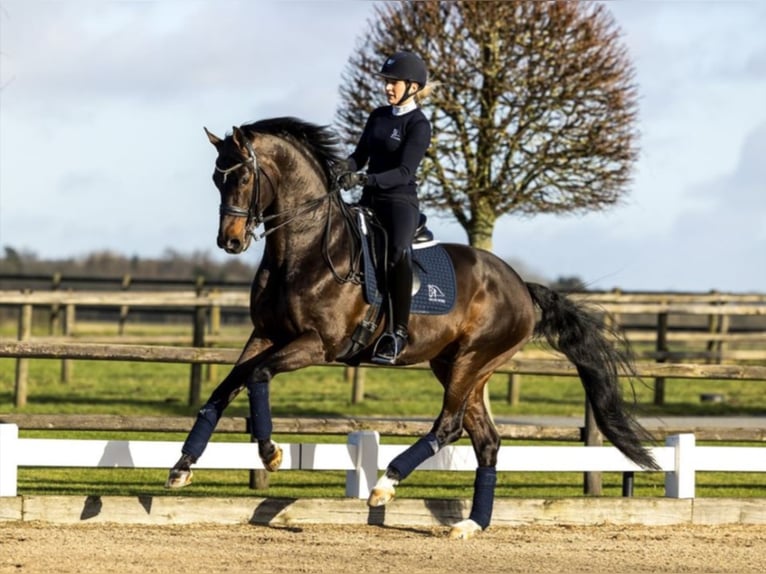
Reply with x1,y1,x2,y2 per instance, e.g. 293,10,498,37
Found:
166,116,658,540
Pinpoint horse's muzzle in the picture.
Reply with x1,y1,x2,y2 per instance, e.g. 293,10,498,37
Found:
218,234,247,254
217,217,252,254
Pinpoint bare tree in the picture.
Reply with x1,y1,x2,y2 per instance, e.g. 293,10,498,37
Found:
335,1,639,250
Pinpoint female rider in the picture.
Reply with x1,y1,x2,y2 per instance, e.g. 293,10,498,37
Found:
338,50,432,364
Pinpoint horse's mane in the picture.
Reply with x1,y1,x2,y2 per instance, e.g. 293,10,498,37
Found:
240,117,343,186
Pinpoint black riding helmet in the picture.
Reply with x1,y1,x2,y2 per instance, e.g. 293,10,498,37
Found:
378,51,428,105
378,51,428,86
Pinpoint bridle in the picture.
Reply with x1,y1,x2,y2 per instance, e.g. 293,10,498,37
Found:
215,137,266,238
215,135,336,244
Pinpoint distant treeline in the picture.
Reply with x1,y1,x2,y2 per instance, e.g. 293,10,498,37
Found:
0,246,257,284
0,245,581,291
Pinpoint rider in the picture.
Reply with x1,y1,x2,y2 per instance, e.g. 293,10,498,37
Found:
338,50,432,365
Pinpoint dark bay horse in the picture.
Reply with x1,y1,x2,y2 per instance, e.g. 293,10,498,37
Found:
166,116,657,539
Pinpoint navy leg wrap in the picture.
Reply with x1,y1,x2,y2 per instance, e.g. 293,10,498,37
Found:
182,404,220,459
389,432,439,480
248,381,273,441
468,466,497,530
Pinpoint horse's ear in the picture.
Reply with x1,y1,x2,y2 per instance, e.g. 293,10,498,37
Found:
204,127,223,149
232,125,246,150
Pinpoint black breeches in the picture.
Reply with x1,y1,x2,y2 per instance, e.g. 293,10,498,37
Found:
369,198,418,331
370,198,419,266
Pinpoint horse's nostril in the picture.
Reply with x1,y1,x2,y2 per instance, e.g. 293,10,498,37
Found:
227,238,242,252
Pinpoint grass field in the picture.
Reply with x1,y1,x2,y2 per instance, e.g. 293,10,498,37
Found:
1,321,765,498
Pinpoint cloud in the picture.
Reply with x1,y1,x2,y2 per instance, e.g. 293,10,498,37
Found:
2,3,245,100
688,121,766,234
482,120,766,292
1,1,371,106
611,122,766,291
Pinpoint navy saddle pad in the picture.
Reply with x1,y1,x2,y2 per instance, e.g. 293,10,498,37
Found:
362,242,457,316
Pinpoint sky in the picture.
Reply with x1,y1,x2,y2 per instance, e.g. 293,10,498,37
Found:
0,1,764,293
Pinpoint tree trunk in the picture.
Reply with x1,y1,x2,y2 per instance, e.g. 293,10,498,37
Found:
465,200,496,251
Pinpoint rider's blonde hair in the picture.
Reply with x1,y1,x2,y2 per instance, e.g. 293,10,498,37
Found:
415,81,438,102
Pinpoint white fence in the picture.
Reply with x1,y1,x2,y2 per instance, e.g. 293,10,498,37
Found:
1,424,765,499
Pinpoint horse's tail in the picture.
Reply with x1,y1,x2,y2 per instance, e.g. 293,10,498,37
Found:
526,282,658,470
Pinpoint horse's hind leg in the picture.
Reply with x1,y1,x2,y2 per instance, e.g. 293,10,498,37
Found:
367,360,478,508
367,408,467,508
448,384,500,540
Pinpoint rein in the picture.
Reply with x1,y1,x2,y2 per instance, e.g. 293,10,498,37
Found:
217,135,362,283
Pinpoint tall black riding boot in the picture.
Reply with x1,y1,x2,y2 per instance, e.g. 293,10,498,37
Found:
372,253,413,365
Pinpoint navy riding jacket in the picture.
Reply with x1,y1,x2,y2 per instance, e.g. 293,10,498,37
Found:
347,105,431,207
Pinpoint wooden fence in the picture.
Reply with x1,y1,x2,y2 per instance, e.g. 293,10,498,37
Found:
1,282,764,500
1,288,765,410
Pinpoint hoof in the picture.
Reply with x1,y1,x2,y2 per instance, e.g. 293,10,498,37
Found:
367,486,395,507
165,468,193,489
368,474,398,507
448,519,483,540
262,443,283,472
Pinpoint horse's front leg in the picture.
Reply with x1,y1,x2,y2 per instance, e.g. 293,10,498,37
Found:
166,334,270,489
167,331,327,488
245,331,329,471
165,365,252,488
246,369,282,472
165,363,251,488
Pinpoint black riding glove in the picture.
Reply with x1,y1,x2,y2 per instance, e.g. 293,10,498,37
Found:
338,171,368,190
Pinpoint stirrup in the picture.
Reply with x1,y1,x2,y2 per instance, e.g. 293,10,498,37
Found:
371,329,408,365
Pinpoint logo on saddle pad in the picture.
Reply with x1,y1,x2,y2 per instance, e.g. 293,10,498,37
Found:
427,284,447,305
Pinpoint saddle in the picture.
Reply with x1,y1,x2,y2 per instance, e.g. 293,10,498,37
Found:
337,207,457,362
353,206,456,312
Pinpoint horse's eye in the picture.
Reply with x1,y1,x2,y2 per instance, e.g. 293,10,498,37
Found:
239,174,250,186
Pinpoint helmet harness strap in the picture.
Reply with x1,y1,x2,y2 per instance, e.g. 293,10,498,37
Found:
395,80,415,107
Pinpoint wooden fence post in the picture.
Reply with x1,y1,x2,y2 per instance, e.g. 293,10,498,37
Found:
0,423,19,497
654,311,668,406
188,277,208,407
608,288,622,333
350,367,365,404
48,272,62,335
506,373,521,406
706,292,729,365
717,313,730,365
189,304,206,407
207,289,221,383
118,274,132,335
583,399,602,495
346,431,380,498
61,303,75,383
14,303,33,408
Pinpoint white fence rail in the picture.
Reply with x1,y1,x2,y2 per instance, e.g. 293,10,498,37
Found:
1,425,765,499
